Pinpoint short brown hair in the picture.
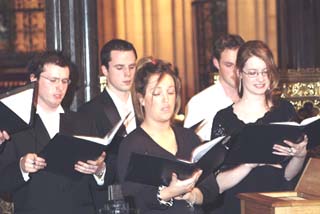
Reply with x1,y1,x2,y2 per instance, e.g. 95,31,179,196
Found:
100,39,137,69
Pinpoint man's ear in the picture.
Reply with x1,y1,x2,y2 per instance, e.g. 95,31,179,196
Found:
213,58,220,71
101,65,109,77
30,74,37,82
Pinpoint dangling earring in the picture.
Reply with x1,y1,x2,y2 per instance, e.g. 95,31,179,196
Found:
238,78,242,94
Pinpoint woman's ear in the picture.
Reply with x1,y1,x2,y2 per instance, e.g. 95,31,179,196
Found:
237,69,242,78
137,93,145,106
30,74,37,82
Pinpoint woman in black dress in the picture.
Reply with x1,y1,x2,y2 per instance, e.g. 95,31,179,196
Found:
118,57,219,214
210,40,308,214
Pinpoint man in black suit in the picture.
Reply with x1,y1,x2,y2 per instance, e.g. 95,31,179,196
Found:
0,51,110,214
79,39,137,137
78,39,138,210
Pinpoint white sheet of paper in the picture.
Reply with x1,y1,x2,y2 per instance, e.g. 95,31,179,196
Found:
0,88,34,124
271,115,320,126
191,135,227,163
74,112,131,146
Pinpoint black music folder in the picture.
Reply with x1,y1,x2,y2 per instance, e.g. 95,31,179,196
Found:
224,116,320,164
0,83,36,134
124,136,231,186
39,113,130,179
39,134,105,179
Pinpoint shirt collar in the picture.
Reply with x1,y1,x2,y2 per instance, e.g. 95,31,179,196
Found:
105,86,132,108
36,104,65,116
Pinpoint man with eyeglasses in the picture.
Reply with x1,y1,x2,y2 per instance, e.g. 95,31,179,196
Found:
184,34,245,142
0,51,109,214
78,39,138,211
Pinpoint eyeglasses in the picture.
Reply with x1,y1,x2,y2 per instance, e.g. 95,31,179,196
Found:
242,69,269,78
40,75,71,85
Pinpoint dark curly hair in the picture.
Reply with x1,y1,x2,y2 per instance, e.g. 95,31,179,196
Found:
26,51,70,79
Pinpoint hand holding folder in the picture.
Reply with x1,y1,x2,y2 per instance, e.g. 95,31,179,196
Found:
224,116,320,164
124,136,231,186
271,116,320,150
0,83,36,134
39,113,131,179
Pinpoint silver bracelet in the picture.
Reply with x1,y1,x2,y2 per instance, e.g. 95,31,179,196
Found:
94,162,106,178
187,192,197,208
157,185,173,207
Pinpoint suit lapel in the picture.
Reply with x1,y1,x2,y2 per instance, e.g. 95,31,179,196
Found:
101,90,127,136
33,112,72,153
60,112,74,135
33,114,51,152
101,90,121,125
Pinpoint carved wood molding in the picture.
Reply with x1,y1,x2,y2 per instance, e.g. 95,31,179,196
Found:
0,199,13,214
280,68,320,110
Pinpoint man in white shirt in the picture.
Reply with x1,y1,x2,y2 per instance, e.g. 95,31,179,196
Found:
184,34,244,141
78,39,138,210
0,51,107,214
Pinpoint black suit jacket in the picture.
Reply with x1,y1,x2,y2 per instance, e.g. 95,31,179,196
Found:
0,111,110,214
78,89,138,156
78,90,134,209
79,89,127,138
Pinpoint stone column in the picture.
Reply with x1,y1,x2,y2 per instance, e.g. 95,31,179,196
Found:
46,0,99,110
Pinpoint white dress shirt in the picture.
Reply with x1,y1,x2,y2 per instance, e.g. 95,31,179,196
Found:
184,80,233,141
37,105,64,138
